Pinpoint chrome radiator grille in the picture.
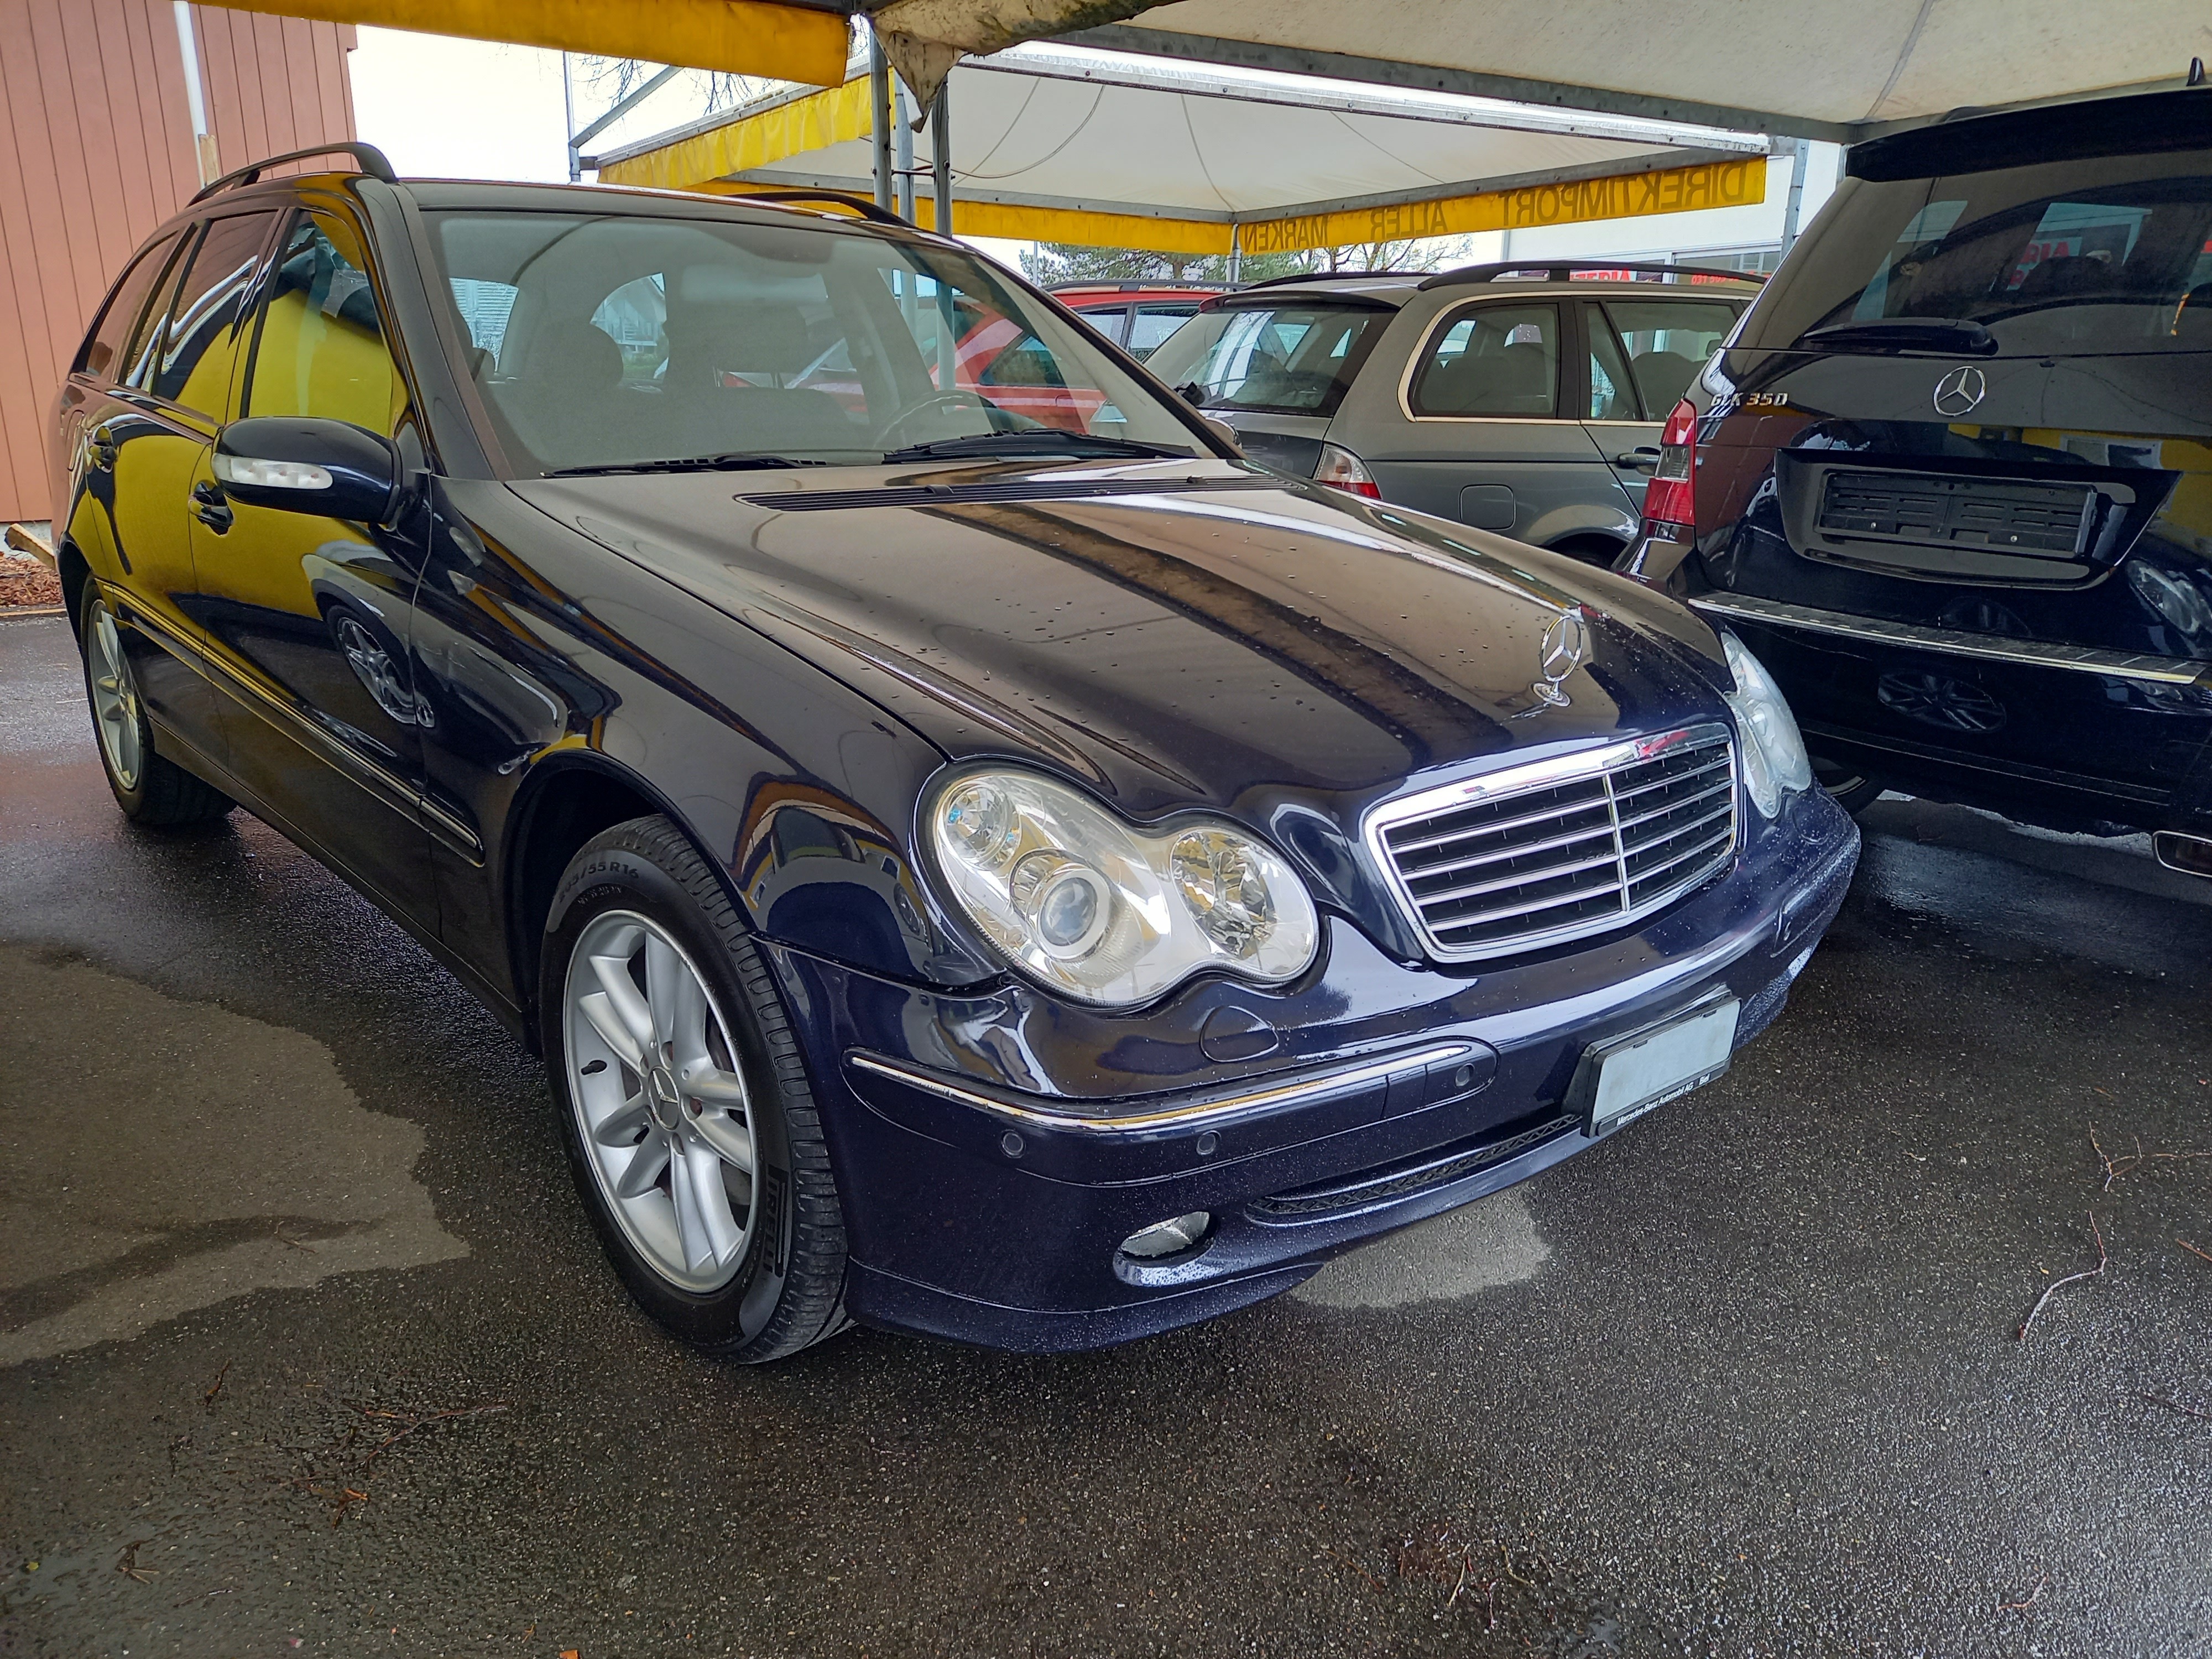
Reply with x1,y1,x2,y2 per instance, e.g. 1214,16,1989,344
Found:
1368,727,1738,962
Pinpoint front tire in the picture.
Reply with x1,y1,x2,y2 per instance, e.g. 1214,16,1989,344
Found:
79,592,232,827
540,815,849,1361
1813,757,1884,818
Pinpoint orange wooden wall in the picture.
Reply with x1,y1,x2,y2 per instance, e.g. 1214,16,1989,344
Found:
0,2,357,521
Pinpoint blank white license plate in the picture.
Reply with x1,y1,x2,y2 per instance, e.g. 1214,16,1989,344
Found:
1579,999,1740,1136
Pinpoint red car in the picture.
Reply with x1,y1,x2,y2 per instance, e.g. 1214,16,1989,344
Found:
1050,283,1234,360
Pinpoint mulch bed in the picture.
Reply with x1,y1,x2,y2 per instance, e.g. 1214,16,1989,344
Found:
0,552,62,608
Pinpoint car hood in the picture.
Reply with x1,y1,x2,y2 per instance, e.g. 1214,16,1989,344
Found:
511,459,1730,824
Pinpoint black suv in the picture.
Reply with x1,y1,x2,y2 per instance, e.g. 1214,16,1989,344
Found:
1626,90,2212,872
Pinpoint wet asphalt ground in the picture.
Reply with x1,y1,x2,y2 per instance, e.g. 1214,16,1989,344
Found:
2,605,2208,1658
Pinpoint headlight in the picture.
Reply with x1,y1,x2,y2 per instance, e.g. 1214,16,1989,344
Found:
926,768,1321,1006
1718,628,1813,818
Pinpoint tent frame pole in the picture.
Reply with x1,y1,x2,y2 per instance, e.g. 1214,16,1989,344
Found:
869,33,894,211
930,84,953,238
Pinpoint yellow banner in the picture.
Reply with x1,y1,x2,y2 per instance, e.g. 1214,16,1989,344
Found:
1239,156,1769,257
605,79,872,193
205,0,851,85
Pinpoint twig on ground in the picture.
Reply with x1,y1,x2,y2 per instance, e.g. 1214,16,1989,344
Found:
116,1539,159,1583
2016,1213,2107,1340
1319,1545,1386,1594
1445,1553,1470,1609
2180,1239,2212,1265
1484,1578,1499,1631
2138,1391,2212,1422
353,1400,509,1468
2090,1127,2210,1190
1501,1543,1536,1587
272,1225,316,1253
1996,1574,2048,1614
202,1361,231,1411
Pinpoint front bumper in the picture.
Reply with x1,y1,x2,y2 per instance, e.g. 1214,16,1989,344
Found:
767,787,1860,1352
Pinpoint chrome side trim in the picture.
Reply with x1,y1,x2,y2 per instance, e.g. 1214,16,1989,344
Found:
847,1044,1474,1136
1692,592,2209,686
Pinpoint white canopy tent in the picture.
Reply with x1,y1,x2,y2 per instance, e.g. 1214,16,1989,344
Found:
593,43,1775,258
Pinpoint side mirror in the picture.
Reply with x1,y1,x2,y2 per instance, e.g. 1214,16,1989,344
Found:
214,417,403,524
1201,415,1240,452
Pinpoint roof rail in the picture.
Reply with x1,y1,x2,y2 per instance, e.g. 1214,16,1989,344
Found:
1046,279,1242,293
1239,269,1408,291
190,142,397,205
1417,260,1765,291
716,189,910,228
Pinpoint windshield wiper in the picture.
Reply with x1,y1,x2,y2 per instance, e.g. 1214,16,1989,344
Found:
547,452,831,477
1800,318,1998,356
880,429,1195,463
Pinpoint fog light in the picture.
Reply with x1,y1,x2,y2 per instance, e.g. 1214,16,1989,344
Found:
1119,1212,1211,1259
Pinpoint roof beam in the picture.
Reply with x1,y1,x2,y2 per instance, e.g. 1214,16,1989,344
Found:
200,0,853,85
1060,24,1860,144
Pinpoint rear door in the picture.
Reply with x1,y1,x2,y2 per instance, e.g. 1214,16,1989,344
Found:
1580,293,1746,514
94,211,277,768
1351,298,1626,547
194,205,437,925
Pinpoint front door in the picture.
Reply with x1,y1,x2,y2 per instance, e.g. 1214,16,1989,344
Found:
192,207,435,925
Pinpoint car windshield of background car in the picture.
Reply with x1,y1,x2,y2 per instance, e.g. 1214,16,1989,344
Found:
425,210,1201,473
1739,153,2212,357
1145,303,1385,416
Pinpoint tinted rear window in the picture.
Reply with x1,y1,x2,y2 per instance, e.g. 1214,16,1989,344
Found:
1741,150,2212,356
1144,302,1388,416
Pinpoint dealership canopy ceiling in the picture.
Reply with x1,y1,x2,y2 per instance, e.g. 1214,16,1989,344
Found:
218,0,2211,139
591,45,1773,255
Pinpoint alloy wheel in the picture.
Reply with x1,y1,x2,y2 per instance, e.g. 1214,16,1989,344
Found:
563,910,758,1292
87,601,143,790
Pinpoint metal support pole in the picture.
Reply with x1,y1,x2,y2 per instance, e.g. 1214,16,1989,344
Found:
1777,137,1808,262
173,1,217,183
869,35,894,211
893,82,916,226
1227,224,1241,283
930,85,953,239
563,53,581,182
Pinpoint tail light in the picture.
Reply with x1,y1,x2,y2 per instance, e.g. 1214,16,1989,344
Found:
1639,398,1699,533
1314,441,1381,499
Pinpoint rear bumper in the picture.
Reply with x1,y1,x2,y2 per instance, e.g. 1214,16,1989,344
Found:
1691,593,2212,835
763,789,1860,1352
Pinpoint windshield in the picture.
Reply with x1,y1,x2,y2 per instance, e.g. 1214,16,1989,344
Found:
1740,150,2212,357
425,209,1204,473
1143,301,1389,416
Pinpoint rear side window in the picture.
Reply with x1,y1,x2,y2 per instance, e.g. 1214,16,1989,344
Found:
1598,298,1740,418
1407,303,1559,418
1144,302,1386,416
1127,302,1197,359
76,231,185,382
243,213,408,436
1074,304,1133,345
1742,149,2212,355
150,211,279,413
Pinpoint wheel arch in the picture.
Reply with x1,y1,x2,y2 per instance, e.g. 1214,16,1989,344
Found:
500,750,751,1049
56,539,92,635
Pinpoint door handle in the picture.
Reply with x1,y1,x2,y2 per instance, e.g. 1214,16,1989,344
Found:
1614,447,1661,472
88,429,119,471
191,479,233,533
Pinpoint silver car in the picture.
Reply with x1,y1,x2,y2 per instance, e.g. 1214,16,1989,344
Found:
1144,263,1760,564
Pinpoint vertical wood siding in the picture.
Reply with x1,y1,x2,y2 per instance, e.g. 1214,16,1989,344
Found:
0,1,354,520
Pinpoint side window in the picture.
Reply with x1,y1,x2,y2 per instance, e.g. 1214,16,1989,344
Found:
1600,299,1740,422
978,333,1068,388
1408,303,1559,418
244,213,407,436
1078,305,1133,346
589,274,667,384
1126,303,1197,359
150,211,280,413
77,231,185,382
1584,303,1640,420
448,277,519,363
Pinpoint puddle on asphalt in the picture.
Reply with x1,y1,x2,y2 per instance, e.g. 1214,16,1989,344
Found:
1293,1186,1550,1308
0,943,466,1365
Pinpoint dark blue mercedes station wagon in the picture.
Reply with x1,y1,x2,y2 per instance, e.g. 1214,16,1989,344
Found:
50,144,1857,1357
